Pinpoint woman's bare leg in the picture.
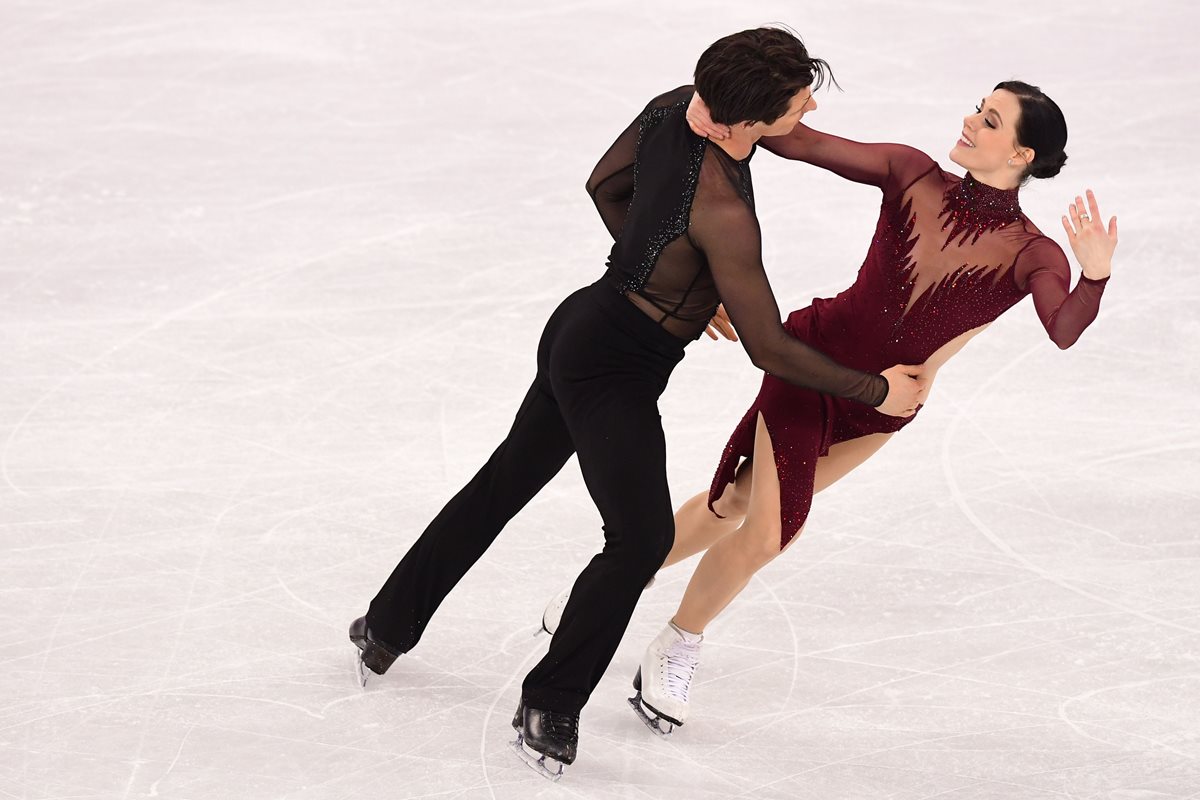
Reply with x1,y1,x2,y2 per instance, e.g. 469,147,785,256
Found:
663,461,754,568
672,420,892,633
812,431,892,494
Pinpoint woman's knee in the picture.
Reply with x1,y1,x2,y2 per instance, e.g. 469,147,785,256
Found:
728,522,783,570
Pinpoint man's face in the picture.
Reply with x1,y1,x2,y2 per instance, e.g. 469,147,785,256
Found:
761,87,817,136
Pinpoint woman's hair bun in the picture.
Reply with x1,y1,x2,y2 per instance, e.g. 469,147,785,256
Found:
1028,149,1067,180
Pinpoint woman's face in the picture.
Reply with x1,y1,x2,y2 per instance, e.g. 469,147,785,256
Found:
949,88,1031,175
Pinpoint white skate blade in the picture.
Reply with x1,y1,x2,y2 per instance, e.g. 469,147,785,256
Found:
353,649,369,689
627,693,675,737
510,734,566,781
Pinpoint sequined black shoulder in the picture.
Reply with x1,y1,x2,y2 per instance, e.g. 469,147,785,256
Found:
615,100,708,293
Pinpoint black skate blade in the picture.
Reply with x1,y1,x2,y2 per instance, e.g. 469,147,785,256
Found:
627,693,674,737
510,734,566,781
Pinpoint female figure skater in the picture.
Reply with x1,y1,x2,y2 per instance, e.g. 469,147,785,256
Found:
348,28,925,780
545,81,1116,736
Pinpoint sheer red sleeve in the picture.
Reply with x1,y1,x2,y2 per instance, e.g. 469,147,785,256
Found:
1012,237,1108,349
759,123,936,197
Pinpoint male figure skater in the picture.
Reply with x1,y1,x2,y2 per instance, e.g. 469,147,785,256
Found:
350,26,925,780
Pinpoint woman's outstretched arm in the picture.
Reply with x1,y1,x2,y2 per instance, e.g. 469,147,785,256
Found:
685,92,934,192
1016,189,1116,349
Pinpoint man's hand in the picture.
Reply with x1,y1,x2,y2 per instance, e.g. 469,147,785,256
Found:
875,364,927,417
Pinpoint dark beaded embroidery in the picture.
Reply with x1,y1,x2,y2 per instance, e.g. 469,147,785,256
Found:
939,172,1022,249
619,101,708,294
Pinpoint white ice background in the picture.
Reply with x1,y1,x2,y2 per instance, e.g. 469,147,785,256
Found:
1,1,1198,798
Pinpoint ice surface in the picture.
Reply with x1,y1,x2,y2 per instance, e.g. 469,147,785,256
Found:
1,1,1197,798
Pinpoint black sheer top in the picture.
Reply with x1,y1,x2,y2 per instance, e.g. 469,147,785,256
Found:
587,86,887,407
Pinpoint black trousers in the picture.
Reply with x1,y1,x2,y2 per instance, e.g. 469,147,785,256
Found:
367,279,687,714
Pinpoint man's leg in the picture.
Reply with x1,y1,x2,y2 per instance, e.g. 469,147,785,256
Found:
521,382,674,714
366,377,574,651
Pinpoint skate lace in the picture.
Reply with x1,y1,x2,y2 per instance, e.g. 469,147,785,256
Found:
545,710,578,739
663,640,701,702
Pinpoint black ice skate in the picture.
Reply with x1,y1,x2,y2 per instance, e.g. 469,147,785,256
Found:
510,700,578,781
347,616,402,688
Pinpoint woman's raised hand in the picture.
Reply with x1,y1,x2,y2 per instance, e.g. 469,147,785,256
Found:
687,92,732,141
1062,189,1117,280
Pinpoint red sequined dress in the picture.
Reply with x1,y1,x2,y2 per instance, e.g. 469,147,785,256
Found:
707,125,1109,547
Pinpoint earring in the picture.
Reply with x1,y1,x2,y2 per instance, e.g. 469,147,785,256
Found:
1007,158,1014,166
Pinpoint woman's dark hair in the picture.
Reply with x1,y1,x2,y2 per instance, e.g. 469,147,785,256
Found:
695,27,833,126
995,80,1068,180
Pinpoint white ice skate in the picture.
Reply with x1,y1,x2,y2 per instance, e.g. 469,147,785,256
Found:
537,575,656,637
628,622,702,736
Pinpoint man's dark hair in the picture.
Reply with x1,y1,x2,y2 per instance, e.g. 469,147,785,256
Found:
695,27,833,126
